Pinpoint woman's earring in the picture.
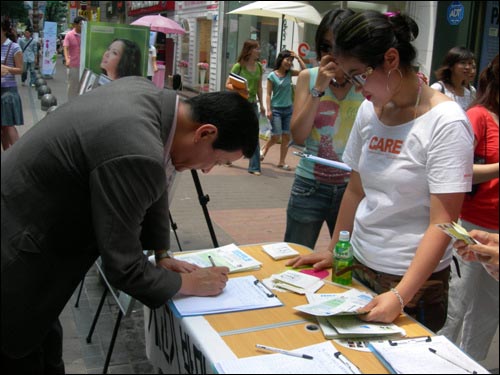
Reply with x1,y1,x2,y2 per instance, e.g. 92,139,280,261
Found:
386,68,403,93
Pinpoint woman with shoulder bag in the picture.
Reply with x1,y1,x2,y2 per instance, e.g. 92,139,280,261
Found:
1,19,24,150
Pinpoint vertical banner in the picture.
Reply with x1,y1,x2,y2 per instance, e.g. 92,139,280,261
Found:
41,21,58,76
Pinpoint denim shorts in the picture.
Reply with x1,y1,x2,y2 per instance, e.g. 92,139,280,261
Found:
270,105,293,136
284,175,347,250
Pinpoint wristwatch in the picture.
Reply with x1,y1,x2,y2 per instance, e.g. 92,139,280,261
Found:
311,87,325,98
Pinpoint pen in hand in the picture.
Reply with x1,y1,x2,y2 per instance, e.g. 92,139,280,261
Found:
208,255,216,267
428,347,477,374
256,344,313,360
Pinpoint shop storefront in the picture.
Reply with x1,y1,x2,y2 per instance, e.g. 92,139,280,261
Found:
174,1,220,92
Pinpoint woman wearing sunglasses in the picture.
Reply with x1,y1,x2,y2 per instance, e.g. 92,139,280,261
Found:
287,10,474,332
284,9,364,250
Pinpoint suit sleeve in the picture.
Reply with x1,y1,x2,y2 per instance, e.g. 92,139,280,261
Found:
89,155,181,308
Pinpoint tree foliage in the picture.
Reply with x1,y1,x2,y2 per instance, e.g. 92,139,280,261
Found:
2,2,29,23
45,1,68,23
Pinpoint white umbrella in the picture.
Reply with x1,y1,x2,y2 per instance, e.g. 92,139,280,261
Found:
228,1,321,52
228,1,322,25
131,14,185,35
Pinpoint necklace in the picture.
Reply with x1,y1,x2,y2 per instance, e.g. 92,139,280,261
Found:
330,78,349,88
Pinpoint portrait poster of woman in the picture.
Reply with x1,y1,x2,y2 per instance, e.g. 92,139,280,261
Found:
82,21,149,79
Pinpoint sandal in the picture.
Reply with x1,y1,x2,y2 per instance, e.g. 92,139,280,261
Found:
277,164,291,171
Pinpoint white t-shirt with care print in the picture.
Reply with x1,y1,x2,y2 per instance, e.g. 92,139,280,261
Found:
342,100,474,275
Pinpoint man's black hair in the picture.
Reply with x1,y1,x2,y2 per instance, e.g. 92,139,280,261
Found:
186,92,258,158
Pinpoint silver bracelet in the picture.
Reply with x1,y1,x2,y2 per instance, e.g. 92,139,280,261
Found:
390,287,405,312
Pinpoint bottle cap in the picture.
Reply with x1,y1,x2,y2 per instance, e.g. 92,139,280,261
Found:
339,230,350,242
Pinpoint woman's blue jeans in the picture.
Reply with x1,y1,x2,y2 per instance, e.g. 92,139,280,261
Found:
248,102,261,173
284,175,347,250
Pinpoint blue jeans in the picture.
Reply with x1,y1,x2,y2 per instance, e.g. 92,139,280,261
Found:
284,175,347,249
270,105,292,135
22,61,36,85
248,102,261,173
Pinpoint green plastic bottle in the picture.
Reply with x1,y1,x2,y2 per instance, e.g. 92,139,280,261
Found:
333,230,353,285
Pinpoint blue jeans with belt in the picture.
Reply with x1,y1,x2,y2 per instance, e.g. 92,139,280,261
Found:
248,102,261,173
284,175,347,249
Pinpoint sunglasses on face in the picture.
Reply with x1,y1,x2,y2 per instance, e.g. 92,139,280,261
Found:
343,66,374,87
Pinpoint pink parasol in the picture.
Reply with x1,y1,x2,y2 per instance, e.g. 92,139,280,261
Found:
131,14,185,35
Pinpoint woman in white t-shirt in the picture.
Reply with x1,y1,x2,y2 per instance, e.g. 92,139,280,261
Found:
430,46,475,111
287,10,474,332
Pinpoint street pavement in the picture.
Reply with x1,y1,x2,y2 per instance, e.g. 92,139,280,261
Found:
14,56,498,374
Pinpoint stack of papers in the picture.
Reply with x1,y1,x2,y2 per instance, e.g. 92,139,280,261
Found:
369,335,489,374
266,270,324,294
304,292,405,340
261,243,299,260
173,243,261,273
214,341,361,374
295,289,372,316
169,275,282,317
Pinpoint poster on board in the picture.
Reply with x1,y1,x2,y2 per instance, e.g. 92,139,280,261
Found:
83,21,150,79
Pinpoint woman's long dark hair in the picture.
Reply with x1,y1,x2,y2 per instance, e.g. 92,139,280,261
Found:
237,39,260,64
274,50,292,70
1,18,17,42
469,54,499,115
314,9,354,59
333,10,419,71
102,38,142,78
434,46,474,84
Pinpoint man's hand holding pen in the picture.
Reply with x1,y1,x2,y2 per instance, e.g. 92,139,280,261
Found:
179,266,229,296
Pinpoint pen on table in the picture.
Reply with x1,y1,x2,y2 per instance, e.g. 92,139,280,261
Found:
428,348,477,374
208,255,216,267
255,344,313,360
335,351,360,374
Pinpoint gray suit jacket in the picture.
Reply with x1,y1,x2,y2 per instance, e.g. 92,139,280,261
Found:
1,77,182,357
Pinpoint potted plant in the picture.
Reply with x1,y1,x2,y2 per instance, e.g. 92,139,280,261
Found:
197,62,209,85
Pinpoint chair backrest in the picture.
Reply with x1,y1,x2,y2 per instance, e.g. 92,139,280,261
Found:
172,74,182,90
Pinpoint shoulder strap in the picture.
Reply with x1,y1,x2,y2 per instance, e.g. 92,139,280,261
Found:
22,38,33,52
2,42,12,65
438,81,445,94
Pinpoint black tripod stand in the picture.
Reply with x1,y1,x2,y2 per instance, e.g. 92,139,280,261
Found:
190,169,219,248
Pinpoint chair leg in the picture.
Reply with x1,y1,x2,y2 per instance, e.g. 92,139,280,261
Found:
86,287,108,343
102,310,124,374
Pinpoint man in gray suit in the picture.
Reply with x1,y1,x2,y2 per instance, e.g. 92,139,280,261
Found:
1,77,259,372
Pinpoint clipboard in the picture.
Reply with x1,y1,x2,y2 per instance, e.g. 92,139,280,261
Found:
368,335,489,374
168,275,283,317
293,151,352,172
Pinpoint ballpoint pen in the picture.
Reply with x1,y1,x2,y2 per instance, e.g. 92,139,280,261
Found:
208,255,216,267
256,344,313,360
428,347,477,374
334,351,360,373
